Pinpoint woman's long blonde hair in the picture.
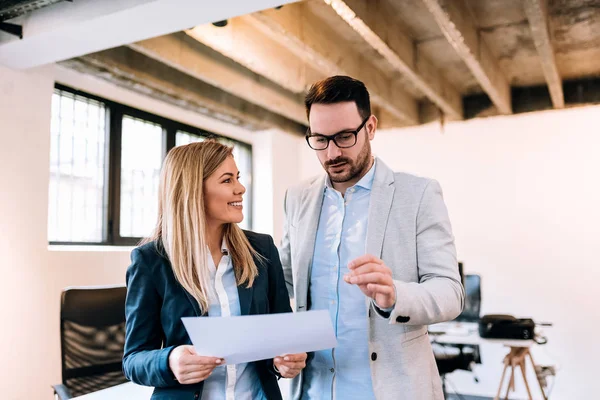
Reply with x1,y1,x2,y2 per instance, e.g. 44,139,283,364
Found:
145,140,259,313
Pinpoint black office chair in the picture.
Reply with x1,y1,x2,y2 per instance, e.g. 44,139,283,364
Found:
52,286,128,399
433,274,482,397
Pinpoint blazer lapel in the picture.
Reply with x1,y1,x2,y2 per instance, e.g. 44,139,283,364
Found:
294,176,326,307
237,283,254,316
366,159,395,259
183,291,203,317
365,160,395,311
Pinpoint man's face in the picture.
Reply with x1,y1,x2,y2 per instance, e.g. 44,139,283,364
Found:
308,102,376,183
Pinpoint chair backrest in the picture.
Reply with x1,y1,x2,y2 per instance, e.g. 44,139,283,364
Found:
455,274,482,322
59,285,128,397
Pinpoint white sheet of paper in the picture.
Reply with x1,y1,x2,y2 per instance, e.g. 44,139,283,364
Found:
181,310,336,365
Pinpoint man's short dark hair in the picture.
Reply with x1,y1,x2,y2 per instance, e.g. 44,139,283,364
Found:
304,75,371,122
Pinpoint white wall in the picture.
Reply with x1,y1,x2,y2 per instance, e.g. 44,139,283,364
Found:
299,107,600,399
250,128,304,242
0,64,302,399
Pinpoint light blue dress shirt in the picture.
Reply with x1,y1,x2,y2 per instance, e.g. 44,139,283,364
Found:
201,241,266,400
302,160,377,400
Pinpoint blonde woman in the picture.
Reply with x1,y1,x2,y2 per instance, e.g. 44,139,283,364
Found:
123,140,306,400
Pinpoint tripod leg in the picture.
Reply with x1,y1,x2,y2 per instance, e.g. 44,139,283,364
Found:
495,357,510,400
520,359,533,400
504,362,515,400
527,351,548,400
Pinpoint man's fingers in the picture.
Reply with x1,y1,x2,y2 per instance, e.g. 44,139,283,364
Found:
344,271,392,286
366,283,395,296
348,254,382,270
347,262,391,277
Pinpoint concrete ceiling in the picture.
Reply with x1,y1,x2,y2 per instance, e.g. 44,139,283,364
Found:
3,0,600,132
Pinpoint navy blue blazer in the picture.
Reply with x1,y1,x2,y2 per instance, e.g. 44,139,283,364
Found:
123,231,292,400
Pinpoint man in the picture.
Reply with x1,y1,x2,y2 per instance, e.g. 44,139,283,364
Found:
279,76,464,400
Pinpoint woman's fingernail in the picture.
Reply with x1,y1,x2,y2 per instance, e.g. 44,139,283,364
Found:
284,356,289,361
216,359,222,364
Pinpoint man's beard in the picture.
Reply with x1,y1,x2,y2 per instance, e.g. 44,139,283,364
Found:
324,141,371,183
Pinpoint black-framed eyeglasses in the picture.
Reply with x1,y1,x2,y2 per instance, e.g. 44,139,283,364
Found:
305,115,370,150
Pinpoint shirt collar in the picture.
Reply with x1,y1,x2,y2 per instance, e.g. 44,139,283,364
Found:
220,238,229,255
325,157,377,192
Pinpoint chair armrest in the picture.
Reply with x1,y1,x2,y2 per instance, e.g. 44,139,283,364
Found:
52,384,73,400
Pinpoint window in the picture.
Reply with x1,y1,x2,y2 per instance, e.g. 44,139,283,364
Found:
48,85,253,245
119,116,163,238
48,90,108,243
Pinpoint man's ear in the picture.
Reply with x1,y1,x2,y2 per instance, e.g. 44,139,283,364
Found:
368,115,378,140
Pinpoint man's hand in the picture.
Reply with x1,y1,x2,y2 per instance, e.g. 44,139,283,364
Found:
273,353,307,378
168,345,223,384
344,254,396,309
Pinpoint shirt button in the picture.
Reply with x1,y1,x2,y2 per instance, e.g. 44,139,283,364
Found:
371,352,377,361
330,368,335,373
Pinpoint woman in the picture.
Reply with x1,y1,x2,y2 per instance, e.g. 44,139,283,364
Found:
123,140,306,400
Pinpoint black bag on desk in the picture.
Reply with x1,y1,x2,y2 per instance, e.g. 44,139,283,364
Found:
478,314,535,340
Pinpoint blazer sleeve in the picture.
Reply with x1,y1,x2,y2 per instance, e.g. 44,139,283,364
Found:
122,248,178,387
388,179,465,326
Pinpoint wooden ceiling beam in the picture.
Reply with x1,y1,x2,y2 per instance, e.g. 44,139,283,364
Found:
128,33,307,125
323,0,463,120
419,0,512,115
244,3,419,126
59,47,306,135
523,0,564,109
186,18,321,96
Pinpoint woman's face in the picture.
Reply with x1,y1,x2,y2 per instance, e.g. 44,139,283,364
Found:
203,156,246,227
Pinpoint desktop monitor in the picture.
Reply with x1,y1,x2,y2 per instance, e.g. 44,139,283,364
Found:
455,273,481,323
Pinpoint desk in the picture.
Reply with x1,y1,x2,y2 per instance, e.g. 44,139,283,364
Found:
72,383,154,400
430,322,547,400
430,322,535,348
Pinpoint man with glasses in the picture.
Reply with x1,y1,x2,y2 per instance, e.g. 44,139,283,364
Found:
279,76,464,400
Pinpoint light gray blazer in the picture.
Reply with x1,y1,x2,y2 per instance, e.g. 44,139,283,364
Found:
280,159,464,400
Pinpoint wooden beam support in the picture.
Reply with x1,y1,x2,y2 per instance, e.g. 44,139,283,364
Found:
59,47,305,135
322,0,463,120
523,0,564,109
186,18,321,95
244,3,419,126
420,0,512,114
128,33,307,124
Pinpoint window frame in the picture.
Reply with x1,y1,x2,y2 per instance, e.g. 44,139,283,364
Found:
50,84,253,246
